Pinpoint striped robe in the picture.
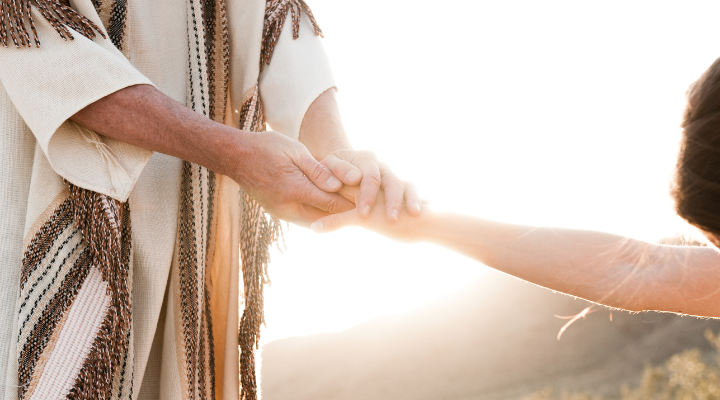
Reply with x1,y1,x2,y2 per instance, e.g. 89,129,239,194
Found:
0,0,335,398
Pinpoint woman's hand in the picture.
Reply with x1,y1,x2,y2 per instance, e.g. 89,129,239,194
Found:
310,185,426,241
299,88,422,222
320,150,423,221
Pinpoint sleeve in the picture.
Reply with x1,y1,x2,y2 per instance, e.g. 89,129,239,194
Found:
0,0,154,202
258,11,336,140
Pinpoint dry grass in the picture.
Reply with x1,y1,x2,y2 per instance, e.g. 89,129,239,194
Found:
525,330,720,400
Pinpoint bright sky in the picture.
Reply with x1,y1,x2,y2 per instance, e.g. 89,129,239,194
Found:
260,1,720,344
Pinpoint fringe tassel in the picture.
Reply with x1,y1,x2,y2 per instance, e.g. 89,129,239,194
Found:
65,184,132,400
237,85,282,400
0,0,105,48
239,193,282,400
260,0,322,70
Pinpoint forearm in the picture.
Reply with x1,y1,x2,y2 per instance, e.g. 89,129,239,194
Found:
298,88,353,159
71,84,245,178
71,84,353,223
415,210,674,312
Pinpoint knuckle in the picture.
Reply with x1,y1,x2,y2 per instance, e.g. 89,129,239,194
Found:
308,161,327,181
392,179,406,191
324,198,341,214
359,150,377,160
291,184,312,204
367,172,382,187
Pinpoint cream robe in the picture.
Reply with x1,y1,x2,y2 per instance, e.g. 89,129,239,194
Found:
0,0,335,398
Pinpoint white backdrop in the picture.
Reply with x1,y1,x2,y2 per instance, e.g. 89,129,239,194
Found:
260,0,720,344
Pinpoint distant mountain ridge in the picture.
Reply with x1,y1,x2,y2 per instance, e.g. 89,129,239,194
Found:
261,269,720,400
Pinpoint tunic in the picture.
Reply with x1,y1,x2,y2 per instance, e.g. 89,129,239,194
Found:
0,0,335,398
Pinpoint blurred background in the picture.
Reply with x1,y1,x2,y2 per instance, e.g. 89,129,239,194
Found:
259,1,720,398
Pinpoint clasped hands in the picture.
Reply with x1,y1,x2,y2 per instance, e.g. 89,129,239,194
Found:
235,129,421,229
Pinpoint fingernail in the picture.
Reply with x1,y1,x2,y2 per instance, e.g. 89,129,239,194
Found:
414,202,422,212
345,170,361,182
326,176,341,188
363,205,370,217
311,221,322,232
391,209,399,221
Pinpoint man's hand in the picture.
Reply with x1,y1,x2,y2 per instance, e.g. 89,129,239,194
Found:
299,88,422,222
231,130,355,226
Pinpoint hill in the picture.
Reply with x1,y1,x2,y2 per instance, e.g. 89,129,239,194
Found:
261,269,720,400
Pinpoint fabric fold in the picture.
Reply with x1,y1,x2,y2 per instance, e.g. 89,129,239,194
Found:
0,4,154,202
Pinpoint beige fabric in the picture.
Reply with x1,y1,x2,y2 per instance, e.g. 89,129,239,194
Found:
0,0,336,398
28,268,110,400
0,3,154,203
260,11,336,139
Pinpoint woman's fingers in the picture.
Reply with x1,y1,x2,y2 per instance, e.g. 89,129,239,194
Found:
404,181,422,216
355,155,382,218
379,163,405,222
310,209,362,233
321,154,363,186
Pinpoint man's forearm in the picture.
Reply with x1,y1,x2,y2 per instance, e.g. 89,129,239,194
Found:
71,84,245,178
70,84,353,223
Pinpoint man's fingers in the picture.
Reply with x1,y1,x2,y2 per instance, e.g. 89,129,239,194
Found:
405,181,422,216
290,204,331,228
297,180,355,214
296,153,342,192
321,154,362,186
310,209,361,233
379,164,405,222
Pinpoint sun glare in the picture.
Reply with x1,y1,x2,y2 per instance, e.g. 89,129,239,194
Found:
261,0,720,344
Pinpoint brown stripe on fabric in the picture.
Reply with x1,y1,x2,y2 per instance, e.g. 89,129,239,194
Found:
18,229,82,337
20,198,74,287
95,0,115,37
105,0,126,50
178,161,202,399
201,0,229,123
66,186,132,400
201,0,217,122
18,248,93,400
260,0,323,70
22,278,75,400
0,0,105,48
23,189,70,250
175,160,217,399
202,283,216,400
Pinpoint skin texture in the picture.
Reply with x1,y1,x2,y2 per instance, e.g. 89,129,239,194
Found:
313,186,720,318
71,85,419,226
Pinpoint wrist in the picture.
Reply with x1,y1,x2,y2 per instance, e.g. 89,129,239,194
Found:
312,140,353,160
212,127,253,184
299,88,353,160
406,207,441,242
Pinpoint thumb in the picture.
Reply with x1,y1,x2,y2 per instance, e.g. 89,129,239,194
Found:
295,151,342,192
310,209,361,233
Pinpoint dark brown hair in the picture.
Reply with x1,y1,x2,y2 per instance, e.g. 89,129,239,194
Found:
674,57,720,235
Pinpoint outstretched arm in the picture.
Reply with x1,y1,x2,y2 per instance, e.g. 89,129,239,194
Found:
312,189,720,318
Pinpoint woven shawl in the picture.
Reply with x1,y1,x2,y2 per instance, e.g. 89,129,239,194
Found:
3,0,322,398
